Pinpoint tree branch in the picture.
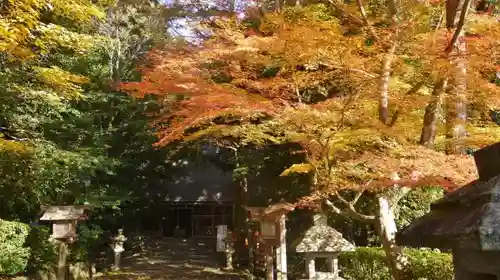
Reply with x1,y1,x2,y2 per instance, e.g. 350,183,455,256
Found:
355,0,380,41
445,0,472,53
325,0,365,26
321,63,378,78
325,198,376,221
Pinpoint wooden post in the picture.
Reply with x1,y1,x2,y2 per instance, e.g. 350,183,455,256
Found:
56,241,69,280
248,227,255,278
265,245,274,280
276,215,287,280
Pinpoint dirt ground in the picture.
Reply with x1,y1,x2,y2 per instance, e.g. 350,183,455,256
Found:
95,237,246,280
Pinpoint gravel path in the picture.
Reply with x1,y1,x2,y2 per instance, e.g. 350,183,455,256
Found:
96,237,245,280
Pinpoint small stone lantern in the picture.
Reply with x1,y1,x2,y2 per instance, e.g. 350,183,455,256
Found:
224,230,235,270
293,214,355,280
111,229,127,271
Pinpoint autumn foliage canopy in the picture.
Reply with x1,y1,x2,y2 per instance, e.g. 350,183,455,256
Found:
120,1,500,194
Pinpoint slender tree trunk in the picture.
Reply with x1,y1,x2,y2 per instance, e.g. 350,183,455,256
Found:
419,78,448,147
375,194,408,280
445,0,471,155
379,42,397,124
445,38,468,154
234,175,249,268
113,39,121,82
232,147,249,268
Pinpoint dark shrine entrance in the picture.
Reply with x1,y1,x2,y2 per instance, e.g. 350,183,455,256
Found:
161,202,233,238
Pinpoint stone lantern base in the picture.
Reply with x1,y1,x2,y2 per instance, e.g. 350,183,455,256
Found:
301,274,345,280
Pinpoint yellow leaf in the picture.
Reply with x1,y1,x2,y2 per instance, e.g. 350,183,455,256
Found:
280,163,313,176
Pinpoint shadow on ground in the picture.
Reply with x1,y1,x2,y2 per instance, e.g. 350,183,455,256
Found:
96,237,245,280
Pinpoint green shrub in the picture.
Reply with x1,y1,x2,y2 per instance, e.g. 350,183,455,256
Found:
403,248,453,280
71,223,104,262
25,225,57,273
0,219,31,275
339,247,391,280
339,247,453,280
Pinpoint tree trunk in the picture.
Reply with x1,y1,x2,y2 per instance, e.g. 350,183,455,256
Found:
379,42,397,124
113,39,122,83
234,175,249,268
444,0,471,155
445,37,468,154
419,78,448,147
375,195,408,280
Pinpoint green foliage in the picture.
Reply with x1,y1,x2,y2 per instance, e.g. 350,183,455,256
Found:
403,248,454,280
71,224,104,262
339,247,453,280
396,187,444,229
339,247,390,280
283,4,338,23
0,220,31,275
25,226,57,273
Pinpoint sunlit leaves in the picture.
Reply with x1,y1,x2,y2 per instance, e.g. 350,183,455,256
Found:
34,66,90,98
280,163,314,176
33,24,98,55
0,0,108,60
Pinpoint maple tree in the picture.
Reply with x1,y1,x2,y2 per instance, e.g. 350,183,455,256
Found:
120,0,500,278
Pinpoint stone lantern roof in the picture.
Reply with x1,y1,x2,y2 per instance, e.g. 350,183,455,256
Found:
40,205,90,221
398,142,500,250
294,214,355,253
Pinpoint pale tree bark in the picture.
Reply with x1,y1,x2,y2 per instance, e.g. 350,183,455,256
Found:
419,78,448,147
374,189,410,280
378,0,398,125
444,0,471,155
379,42,397,124
355,0,380,41
324,178,410,280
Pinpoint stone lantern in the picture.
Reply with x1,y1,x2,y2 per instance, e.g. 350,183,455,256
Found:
247,202,295,280
40,205,90,280
398,142,500,280
111,229,127,271
40,205,89,242
293,214,355,280
224,230,235,270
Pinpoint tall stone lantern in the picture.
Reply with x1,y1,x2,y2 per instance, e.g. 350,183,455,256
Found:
40,205,90,280
247,202,295,280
